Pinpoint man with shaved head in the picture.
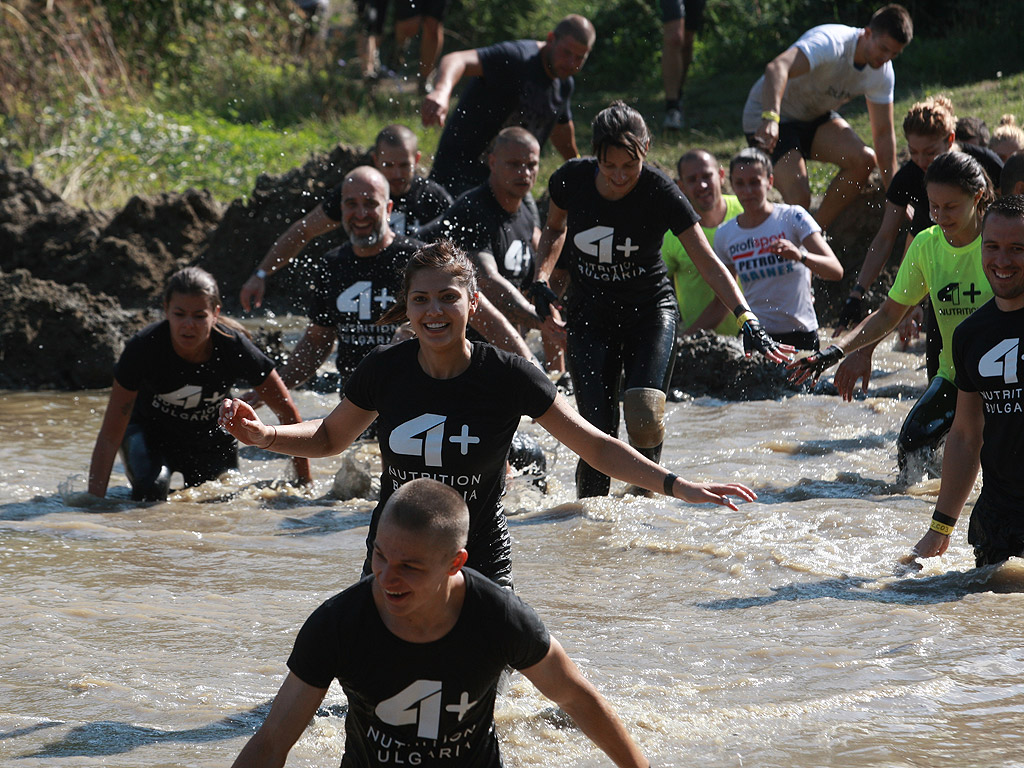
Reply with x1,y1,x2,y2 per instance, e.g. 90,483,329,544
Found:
231,478,651,768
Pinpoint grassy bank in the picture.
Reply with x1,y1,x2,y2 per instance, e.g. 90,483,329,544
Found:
3,1,1022,209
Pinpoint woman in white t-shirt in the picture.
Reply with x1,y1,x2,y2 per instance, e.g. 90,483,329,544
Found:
714,147,843,351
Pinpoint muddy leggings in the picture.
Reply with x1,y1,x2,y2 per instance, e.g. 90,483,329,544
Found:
121,423,238,501
566,301,679,497
897,375,956,473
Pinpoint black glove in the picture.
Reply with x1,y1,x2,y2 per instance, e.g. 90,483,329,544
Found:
836,294,865,331
789,344,845,384
740,314,782,358
527,280,560,321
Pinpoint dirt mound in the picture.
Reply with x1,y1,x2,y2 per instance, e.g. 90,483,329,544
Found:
670,331,801,401
198,144,369,313
0,270,158,389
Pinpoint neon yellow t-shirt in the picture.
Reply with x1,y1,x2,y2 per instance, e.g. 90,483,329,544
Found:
662,195,744,335
888,225,990,382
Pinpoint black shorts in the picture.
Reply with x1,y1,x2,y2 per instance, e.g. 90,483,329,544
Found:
356,0,389,35
771,329,820,352
659,0,706,30
394,0,448,21
746,110,840,163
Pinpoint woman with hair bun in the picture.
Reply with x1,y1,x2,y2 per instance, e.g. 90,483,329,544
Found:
88,266,310,501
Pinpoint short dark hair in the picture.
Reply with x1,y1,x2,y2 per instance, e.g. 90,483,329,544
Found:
729,147,773,180
591,101,650,162
491,126,540,154
984,194,1024,228
374,124,417,153
676,149,716,177
1001,151,1024,195
868,4,913,45
956,116,990,148
553,14,595,48
379,478,470,555
925,151,994,215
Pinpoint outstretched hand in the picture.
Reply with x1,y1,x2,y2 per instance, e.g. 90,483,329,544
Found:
786,344,844,386
911,529,951,560
674,480,758,511
219,398,270,447
741,316,795,363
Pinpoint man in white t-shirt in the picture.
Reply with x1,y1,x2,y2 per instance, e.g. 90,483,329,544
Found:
742,4,913,230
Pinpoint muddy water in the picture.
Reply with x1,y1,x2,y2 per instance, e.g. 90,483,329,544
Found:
3,339,1024,768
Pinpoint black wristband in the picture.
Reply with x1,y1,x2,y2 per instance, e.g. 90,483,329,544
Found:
663,473,678,497
932,510,958,526
850,284,866,297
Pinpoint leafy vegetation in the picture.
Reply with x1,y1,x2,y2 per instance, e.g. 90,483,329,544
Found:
2,0,1021,208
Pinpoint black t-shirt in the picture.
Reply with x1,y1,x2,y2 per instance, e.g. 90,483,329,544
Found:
429,40,574,194
114,321,275,448
887,145,1003,235
322,176,453,236
307,236,421,378
952,300,1024,516
344,340,557,543
549,159,698,314
288,568,550,768
428,184,537,290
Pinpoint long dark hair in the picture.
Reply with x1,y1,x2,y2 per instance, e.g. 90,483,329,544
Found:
924,151,995,216
163,266,250,338
591,101,650,162
377,241,478,326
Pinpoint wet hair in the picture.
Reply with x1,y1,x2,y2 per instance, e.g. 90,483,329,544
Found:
984,194,1024,228
490,126,540,154
676,148,717,176
991,115,1024,158
956,116,989,147
374,123,418,153
729,146,773,180
552,14,596,48
376,240,478,326
1001,151,1024,195
924,151,995,214
868,4,913,45
163,266,250,338
591,101,650,162
903,95,955,139
379,478,469,555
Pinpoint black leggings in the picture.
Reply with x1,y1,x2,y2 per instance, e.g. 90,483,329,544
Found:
121,424,238,501
897,376,956,471
566,303,679,497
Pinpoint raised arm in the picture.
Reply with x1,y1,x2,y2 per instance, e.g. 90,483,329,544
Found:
867,100,898,190
471,250,545,330
420,48,482,127
254,369,313,485
536,394,756,508
912,388,983,559
219,396,377,459
521,638,647,768
755,46,810,152
87,381,137,497
231,673,329,768
240,206,339,311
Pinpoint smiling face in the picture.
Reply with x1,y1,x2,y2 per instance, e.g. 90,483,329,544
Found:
595,144,645,201
983,213,1024,310
405,267,477,350
730,161,773,212
371,516,462,620
678,153,724,214
341,173,392,249
165,291,219,361
927,181,982,247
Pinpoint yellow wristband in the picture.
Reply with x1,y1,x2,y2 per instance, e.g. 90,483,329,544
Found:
930,519,955,536
736,310,756,327
761,110,781,123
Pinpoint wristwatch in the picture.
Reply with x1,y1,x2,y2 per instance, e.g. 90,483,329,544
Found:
254,269,268,280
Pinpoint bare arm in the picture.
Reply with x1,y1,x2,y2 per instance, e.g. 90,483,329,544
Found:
834,296,911,356
676,224,748,315
231,673,329,768
533,199,568,284
520,639,647,768
867,100,898,190
467,292,538,362
219,396,377,459
854,201,907,291
87,381,137,497
536,394,756,507
755,46,811,152
549,121,579,161
799,230,843,280
682,298,730,335
254,370,313,484
277,324,337,390
420,49,482,126
240,206,340,311
912,388,983,558
472,250,543,329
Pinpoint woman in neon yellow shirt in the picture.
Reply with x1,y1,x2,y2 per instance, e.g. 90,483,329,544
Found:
790,151,994,476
